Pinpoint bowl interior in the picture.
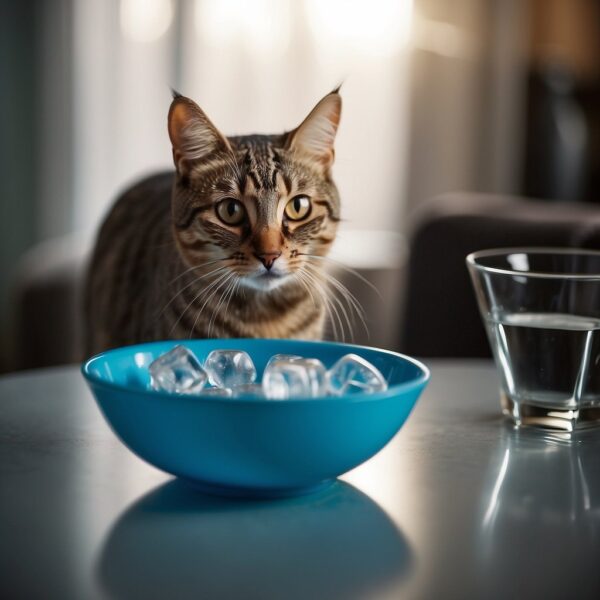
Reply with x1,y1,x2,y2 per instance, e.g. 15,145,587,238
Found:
83,338,428,399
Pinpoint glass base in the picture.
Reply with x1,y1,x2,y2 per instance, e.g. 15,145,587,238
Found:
501,392,600,432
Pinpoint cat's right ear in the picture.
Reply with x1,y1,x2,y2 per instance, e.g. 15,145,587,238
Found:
168,95,232,175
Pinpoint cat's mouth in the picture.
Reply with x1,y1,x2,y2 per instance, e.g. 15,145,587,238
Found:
240,269,290,291
257,270,283,279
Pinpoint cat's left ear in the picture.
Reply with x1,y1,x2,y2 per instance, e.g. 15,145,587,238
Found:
168,94,233,176
286,88,342,170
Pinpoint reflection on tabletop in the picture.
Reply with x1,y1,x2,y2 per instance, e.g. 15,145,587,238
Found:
476,425,600,599
96,480,413,600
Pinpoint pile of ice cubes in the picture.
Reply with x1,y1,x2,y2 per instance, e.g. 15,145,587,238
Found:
149,346,388,399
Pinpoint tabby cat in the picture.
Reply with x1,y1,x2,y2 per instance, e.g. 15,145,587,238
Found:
84,89,343,355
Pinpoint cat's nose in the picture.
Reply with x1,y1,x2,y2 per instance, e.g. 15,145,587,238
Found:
255,252,281,271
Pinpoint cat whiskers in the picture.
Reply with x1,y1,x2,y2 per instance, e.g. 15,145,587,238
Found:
205,274,233,338
188,271,236,338
168,257,229,286
168,269,231,337
305,262,369,340
293,270,318,308
294,268,345,341
297,253,382,299
207,274,241,338
157,264,229,322
302,271,342,341
300,253,377,334
298,260,370,341
307,267,356,341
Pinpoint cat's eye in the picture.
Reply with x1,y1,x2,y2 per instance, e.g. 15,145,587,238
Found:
284,195,311,221
216,198,246,226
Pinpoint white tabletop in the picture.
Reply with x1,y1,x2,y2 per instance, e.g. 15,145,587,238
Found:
1,361,599,599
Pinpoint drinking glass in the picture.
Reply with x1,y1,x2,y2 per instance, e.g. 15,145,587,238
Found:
466,248,600,432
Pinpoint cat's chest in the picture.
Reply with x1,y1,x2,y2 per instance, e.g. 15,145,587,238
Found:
198,294,324,340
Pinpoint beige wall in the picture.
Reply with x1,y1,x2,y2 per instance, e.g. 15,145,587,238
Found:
529,0,600,82
404,0,529,217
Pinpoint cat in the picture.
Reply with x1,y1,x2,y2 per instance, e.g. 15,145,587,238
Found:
84,89,343,355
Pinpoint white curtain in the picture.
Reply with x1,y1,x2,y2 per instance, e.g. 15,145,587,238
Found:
69,0,414,239
37,0,527,246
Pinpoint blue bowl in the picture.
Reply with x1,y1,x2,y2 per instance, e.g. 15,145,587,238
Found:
82,339,429,498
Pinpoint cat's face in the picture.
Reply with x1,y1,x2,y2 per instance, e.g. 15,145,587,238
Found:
168,91,341,292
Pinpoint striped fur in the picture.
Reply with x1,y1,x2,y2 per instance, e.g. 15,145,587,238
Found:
84,91,342,355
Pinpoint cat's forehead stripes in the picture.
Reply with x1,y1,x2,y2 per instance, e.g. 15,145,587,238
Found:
175,129,341,237
233,140,289,226
237,137,283,193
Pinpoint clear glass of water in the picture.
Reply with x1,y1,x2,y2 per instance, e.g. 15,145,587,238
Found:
467,248,600,432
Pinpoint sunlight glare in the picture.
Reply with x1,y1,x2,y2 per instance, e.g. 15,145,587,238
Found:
120,0,173,43
195,0,291,55
305,0,413,57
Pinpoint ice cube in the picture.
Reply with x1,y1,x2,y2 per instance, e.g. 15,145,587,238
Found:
263,358,327,399
204,350,257,388
200,387,233,398
231,383,265,398
265,353,303,368
326,354,388,395
149,345,207,394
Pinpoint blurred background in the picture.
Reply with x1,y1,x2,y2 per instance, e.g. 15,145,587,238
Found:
2,0,600,372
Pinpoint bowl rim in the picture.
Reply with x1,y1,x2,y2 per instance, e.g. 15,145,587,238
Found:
81,338,430,405
466,246,600,280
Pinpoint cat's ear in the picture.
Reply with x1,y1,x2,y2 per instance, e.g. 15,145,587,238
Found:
285,89,342,170
168,95,232,175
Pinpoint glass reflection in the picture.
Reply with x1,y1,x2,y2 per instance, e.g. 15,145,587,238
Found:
476,426,600,598
96,480,412,599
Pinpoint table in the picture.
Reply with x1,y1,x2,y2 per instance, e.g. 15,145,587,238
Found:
1,361,599,600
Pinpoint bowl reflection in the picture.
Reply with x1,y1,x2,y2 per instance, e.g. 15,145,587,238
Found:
96,480,413,600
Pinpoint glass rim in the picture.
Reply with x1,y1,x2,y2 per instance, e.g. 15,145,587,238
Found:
466,247,600,280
